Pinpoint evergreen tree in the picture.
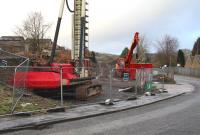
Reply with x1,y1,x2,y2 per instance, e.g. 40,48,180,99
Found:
90,51,97,63
177,49,185,67
120,47,129,57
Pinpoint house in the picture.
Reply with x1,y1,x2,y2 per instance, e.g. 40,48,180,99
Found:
191,55,200,68
0,35,54,54
0,36,26,54
185,55,194,68
185,55,200,68
25,38,52,52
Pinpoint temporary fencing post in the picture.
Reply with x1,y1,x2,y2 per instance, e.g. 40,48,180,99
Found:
162,68,165,90
60,67,64,107
83,67,85,78
109,69,113,100
11,67,17,114
135,69,138,96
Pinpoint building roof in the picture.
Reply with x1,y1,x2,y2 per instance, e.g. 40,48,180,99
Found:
26,38,52,43
0,36,24,41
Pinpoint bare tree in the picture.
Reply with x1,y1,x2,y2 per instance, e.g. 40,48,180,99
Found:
154,35,179,67
15,12,50,54
138,35,150,63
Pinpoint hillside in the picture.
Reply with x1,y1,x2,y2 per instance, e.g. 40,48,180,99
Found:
95,52,119,65
95,52,155,65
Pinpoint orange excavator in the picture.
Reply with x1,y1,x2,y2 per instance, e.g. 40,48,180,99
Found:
116,32,152,80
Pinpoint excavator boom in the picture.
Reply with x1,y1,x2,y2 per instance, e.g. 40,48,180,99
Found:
125,32,139,68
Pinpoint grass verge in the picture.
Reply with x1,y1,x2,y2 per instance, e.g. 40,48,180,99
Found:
0,84,72,115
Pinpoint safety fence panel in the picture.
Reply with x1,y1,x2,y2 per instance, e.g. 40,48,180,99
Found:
162,67,175,80
61,66,106,106
110,68,139,101
174,67,200,77
0,66,16,115
151,68,167,91
2,65,110,115
0,65,174,116
0,49,29,115
0,49,28,87
0,49,27,67
11,61,28,113
136,68,153,93
0,66,16,88
11,66,62,114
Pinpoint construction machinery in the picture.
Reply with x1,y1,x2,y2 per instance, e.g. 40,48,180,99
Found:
13,0,102,100
116,32,153,80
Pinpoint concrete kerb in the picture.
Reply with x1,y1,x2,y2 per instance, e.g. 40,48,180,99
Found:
0,92,186,134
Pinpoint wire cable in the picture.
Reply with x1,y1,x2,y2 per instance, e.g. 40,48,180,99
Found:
66,0,74,13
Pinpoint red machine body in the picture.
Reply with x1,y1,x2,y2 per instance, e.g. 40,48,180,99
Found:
13,63,79,89
51,63,78,80
128,63,153,80
14,71,61,89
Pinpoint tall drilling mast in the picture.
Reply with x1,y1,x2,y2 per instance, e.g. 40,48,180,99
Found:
72,0,89,66
49,0,89,65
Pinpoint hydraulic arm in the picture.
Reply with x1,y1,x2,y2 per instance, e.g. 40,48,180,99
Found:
124,32,139,68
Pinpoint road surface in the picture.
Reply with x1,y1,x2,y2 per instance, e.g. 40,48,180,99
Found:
3,75,200,135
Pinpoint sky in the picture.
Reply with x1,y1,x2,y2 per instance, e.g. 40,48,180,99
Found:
0,0,199,54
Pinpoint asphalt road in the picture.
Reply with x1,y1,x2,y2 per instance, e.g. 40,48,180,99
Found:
4,75,200,135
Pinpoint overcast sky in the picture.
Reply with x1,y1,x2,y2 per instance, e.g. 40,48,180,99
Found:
0,0,199,54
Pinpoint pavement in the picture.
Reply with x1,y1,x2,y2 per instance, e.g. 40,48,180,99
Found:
0,82,194,134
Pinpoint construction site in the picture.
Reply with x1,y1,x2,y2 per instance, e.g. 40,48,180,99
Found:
0,0,175,115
